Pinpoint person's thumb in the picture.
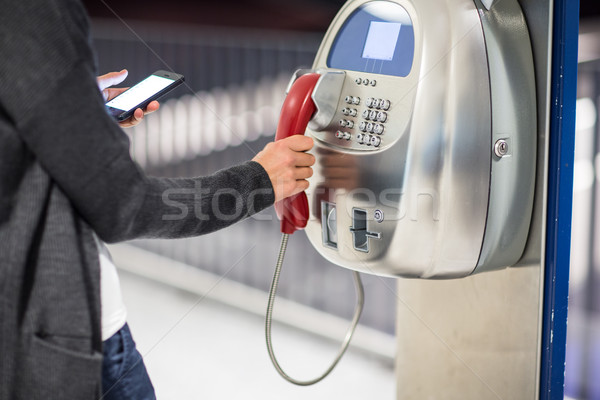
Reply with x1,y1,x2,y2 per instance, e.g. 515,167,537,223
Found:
97,69,128,91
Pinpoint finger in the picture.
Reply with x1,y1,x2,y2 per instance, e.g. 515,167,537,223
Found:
285,135,314,152
320,155,355,168
293,152,316,167
143,101,160,115
117,109,143,128
97,69,128,91
295,179,310,192
132,108,144,123
294,166,313,180
103,87,129,102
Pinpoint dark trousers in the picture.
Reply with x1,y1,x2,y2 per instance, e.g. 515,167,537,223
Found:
101,323,156,400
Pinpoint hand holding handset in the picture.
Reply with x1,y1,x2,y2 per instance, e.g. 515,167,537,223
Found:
274,73,320,234
105,70,184,121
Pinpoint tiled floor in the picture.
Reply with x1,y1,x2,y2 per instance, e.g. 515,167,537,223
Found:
119,270,396,399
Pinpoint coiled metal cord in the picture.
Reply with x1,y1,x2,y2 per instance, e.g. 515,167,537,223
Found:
265,233,365,386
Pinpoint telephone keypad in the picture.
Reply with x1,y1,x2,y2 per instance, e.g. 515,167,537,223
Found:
338,80,391,147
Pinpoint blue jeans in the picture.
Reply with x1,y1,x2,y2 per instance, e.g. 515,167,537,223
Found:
102,323,156,400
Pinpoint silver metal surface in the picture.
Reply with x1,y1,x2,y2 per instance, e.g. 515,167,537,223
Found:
308,70,347,131
394,0,551,397
473,0,537,273
481,0,494,10
300,0,535,278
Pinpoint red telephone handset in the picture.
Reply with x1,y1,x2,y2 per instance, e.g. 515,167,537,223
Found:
274,73,320,234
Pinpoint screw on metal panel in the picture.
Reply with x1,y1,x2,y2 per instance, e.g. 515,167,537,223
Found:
494,139,509,158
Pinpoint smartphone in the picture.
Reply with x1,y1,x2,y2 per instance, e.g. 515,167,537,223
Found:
105,70,185,121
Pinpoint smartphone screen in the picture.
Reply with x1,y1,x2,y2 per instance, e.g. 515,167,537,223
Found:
105,70,184,121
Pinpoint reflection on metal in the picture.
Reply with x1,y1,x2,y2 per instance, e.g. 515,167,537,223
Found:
481,0,495,9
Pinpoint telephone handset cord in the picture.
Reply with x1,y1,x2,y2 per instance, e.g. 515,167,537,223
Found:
265,233,365,386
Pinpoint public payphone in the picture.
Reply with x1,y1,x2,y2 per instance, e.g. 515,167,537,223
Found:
266,0,536,384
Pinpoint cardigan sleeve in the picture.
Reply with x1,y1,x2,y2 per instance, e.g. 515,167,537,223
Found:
0,0,274,243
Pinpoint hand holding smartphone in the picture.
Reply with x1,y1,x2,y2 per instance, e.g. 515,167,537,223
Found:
105,70,185,121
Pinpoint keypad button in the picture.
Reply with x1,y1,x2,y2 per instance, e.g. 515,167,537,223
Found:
349,108,358,117
352,96,361,105
343,132,351,140
356,133,365,144
370,80,377,87
377,112,387,123
362,110,370,120
369,110,377,120
346,120,354,129
355,78,362,85
363,79,369,86
365,135,373,146
339,119,346,127
335,131,344,139
359,121,367,132
367,122,374,133
371,136,381,147
341,108,349,116
374,124,384,135
381,100,390,110
366,97,373,108
371,98,380,109
345,96,353,104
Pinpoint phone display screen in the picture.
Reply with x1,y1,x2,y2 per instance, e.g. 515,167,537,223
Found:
326,1,414,77
106,75,175,112
362,21,402,61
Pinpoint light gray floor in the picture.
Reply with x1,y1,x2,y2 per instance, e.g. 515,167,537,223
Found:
120,270,396,399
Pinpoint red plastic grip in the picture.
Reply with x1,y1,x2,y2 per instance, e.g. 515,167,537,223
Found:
274,73,320,234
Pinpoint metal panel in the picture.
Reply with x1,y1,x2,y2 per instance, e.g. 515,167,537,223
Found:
394,0,553,398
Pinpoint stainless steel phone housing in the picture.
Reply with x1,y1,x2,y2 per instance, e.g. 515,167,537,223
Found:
301,0,536,278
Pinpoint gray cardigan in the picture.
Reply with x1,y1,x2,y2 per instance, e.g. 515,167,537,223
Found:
0,1,275,398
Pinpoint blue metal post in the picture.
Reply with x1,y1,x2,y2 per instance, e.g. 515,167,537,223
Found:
540,0,579,398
